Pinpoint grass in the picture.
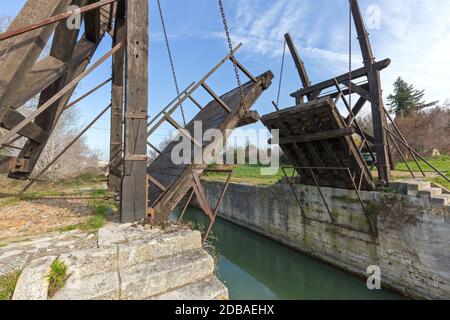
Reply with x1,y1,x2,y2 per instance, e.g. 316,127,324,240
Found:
0,270,21,300
429,174,450,190
202,156,449,189
203,164,294,186
0,197,20,210
395,155,450,173
47,259,68,298
57,196,115,233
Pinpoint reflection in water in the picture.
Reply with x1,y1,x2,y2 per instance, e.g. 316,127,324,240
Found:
176,207,403,300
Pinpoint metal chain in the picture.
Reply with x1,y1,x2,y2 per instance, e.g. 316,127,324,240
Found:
276,39,287,108
218,0,246,109
157,0,187,126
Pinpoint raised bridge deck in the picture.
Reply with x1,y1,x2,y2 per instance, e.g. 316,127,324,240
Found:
148,71,273,221
261,97,375,191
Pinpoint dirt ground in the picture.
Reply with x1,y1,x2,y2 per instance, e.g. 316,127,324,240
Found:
0,199,93,242
0,175,112,244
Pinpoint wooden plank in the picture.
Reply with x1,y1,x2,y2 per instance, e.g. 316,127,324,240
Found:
201,82,232,113
84,0,102,42
109,0,125,193
277,127,355,145
0,156,14,175
1,109,48,144
229,56,257,83
290,58,391,99
0,0,72,123
148,175,167,192
2,38,97,111
341,80,372,102
237,110,260,128
261,98,375,190
284,33,311,89
121,0,149,223
164,113,202,148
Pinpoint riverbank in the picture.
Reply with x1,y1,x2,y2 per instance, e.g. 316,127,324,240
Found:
194,180,450,300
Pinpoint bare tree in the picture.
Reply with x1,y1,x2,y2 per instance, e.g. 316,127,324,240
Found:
32,106,102,181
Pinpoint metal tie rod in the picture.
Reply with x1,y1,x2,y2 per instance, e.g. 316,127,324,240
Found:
148,43,243,138
0,0,118,42
20,104,112,194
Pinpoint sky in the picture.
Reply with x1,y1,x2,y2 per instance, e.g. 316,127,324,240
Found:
1,0,449,160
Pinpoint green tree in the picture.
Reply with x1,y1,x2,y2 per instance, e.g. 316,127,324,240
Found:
387,77,438,116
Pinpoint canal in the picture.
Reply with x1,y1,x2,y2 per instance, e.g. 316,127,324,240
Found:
176,207,403,300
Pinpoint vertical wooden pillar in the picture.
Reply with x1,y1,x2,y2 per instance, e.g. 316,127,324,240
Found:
350,0,390,184
121,0,149,222
109,2,125,193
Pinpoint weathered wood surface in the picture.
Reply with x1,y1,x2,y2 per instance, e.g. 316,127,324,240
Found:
0,0,72,123
108,0,125,193
290,58,390,101
8,8,105,179
261,97,375,190
7,0,114,179
121,0,149,223
149,71,273,221
0,38,96,112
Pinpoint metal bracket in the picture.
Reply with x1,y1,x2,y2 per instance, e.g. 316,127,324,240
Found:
125,113,148,120
124,154,148,161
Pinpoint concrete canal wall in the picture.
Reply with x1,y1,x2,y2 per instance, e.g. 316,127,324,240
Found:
197,180,450,300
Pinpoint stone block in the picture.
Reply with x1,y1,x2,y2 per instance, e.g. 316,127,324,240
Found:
12,255,56,300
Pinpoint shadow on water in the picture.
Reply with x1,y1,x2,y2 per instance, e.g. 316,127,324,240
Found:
174,207,404,300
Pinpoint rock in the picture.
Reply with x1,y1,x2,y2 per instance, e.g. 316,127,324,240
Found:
150,276,228,300
12,256,56,300
120,249,214,300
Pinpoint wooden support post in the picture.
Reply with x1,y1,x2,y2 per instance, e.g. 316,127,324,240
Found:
284,33,311,98
109,1,125,193
120,0,149,223
350,0,390,184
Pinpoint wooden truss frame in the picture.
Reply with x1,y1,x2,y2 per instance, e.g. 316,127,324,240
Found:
286,0,391,185
0,0,149,223
178,169,233,244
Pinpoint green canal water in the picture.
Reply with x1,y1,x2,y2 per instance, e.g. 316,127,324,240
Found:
176,207,404,300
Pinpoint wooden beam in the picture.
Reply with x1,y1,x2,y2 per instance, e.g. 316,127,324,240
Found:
1,109,48,144
350,0,390,183
274,127,355,145
109,0,125,193
2,38,97,111
237,110,260,128
0,156,14,175
0,0,72,123
201,82,232,113
290,58,391,99
148,175,167,192
285,33,311,89
341,80,372,102
348,97,367,120
84,0,102,42
164,113,203,148
121,0,149,223
229,56,257,83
